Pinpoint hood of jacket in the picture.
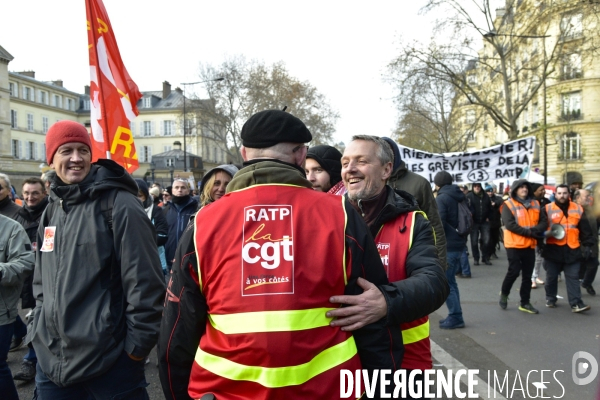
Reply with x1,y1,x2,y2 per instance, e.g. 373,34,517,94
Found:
510,178,534,201
227,160,313,192
200,164,239,191
50,159,138,208
437,184,465,202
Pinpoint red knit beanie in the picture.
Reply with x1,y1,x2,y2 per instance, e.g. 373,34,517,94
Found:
46,121,92,164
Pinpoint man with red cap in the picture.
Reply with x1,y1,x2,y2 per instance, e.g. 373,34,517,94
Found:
29,120,165,398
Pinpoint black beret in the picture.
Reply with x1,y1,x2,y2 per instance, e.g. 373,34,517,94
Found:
306,145,343,186
241,110,312,148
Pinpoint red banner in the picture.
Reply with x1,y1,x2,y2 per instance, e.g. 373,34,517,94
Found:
86,0,142,173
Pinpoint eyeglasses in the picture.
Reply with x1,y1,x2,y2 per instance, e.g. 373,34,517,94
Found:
292,144,309,153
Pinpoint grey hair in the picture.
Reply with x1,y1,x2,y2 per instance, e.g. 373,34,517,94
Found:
42,170,56,184
0,173,11,189
350,135,394,166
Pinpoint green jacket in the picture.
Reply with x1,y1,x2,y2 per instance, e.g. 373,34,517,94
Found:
389,161,448,270
0,214,34,325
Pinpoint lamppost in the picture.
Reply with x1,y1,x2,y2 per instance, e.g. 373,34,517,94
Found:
181,77,224,172
483,31,551,183
169,164,175,183
149,160,156,183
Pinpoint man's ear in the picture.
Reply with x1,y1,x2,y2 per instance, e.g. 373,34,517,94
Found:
382,162,393,181
240,146,248,162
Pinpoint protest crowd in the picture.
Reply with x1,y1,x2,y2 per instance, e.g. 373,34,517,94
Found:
0,109,598,400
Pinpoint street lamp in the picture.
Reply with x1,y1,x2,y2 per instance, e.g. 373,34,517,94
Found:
181,77,224,172
149,160,156,183
169,163,175,183
483,31,551,183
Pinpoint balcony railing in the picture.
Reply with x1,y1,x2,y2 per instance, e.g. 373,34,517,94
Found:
559,110,583,122
560,71,583,81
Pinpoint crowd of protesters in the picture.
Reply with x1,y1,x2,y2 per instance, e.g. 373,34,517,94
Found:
0,111,597,399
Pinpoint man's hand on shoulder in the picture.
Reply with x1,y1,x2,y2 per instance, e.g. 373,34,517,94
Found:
326,278,387,331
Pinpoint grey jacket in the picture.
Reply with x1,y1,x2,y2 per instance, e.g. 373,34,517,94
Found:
29,160,165,387
0,214,34,326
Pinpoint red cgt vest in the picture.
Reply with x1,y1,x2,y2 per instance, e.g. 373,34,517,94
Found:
375,211,432,371
190,184,362,400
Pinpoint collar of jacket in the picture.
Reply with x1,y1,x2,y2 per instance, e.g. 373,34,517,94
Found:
0,195,14,211
18,196,49,221
346,185,420,238
227,160,313,193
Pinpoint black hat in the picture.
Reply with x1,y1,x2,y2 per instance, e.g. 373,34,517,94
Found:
306,145,343,186
241,110,312,148
434,171,453,188
381,137,402,173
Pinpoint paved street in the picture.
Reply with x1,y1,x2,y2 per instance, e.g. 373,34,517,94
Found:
9,245,599,399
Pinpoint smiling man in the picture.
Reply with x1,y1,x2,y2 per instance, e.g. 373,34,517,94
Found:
29,120,165,398
329,135,448,396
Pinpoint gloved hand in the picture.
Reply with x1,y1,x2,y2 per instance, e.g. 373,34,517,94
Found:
581,246,593,261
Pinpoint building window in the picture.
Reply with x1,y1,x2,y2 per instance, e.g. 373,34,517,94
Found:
39,91,47,104
83,99,90,110
53,95,62,108
561,91,582,121
27,114,34,131
561,13,583,41
10,110,17,129
26,141,36,160
522,107,529,132
9,82,15,96
163,145,172,152
42,116,49,134
532,103,539,127
467,131,476,142
67,98,74,110
143,121,153,137
139,146,152,163
12,140,21,158
163,120,173,136
24,86,32,101
143,97,152,108
166,158,174,167
465,110,476,125
562,53,582,80
561,132,581,160
467,74,478,85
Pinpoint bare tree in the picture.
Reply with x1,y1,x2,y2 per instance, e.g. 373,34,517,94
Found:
187,56,338,163
389,0,600,141
388,62,480,153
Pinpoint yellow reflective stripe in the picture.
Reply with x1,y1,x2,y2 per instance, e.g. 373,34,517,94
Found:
409,211,427,249
402,320,430,345
341,196,348,285
208,308,334,334
228,183,310,194
193,210,203,293
195,336,358,388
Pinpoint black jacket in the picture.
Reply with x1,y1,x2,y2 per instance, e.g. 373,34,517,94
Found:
158,161,399,400
29,160,165,386
14,197,49,309
489,194,504,229
467,189,492,223
0,196,21,219
436,184,469,252
367,186,449,325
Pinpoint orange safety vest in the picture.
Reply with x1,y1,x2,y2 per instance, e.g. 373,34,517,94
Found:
375,210,432,370
190,184,362,400
503,198,540,249
545,202,583,249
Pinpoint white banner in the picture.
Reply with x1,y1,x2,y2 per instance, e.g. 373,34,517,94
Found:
396,137,536,184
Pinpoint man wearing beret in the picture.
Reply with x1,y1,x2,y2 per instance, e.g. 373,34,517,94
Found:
29,120,165,398
305,145,343,193
159,110,402,399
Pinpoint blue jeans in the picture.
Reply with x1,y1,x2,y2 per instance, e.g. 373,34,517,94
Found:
34,351,149,399
444,251,464,322
0,323,19,400
13,314,27,340
544,260,582,306
460,246,471,276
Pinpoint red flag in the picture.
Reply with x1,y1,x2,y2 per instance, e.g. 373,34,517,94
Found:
86,0,142,173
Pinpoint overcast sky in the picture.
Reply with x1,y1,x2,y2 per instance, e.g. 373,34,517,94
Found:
3,1,437,144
